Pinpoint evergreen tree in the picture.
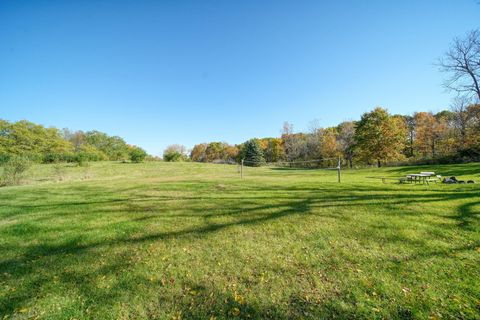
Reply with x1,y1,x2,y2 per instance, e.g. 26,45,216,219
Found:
242,139,265,167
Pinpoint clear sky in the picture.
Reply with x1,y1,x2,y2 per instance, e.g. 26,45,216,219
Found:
1,0,479,155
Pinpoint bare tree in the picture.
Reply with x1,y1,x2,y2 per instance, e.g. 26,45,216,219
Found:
281,121,293,136
403,115,416,157
306,119,323,160
337,121,356,168
281,122,309,162
450,95,473,146
439,29,480,101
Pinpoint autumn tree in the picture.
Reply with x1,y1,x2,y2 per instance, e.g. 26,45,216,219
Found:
402,115,416,158
319,128,340,167
190,143,207,162
264,138,284,162
434,111,456,156
413,112,452,158
224,145,239,162
337,121,356,168
305,124,323,161
354,108,406,167
467,103,480,148
450,96,472,147
281,123,309,162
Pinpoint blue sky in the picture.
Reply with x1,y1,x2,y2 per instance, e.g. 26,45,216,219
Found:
1,0,479,155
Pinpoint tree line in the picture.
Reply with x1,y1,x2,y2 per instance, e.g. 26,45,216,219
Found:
0,120,147,164
173,103,479,167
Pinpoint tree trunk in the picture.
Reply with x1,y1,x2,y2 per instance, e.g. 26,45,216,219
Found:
377,159,381,167
409,133,414,157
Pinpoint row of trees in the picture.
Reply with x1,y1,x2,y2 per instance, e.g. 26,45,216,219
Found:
182,102,479,167
0,120,147,163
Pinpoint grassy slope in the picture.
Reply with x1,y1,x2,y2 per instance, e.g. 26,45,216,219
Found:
0,162,479,319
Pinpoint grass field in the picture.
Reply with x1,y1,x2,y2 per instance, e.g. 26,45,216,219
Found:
0,161,479,319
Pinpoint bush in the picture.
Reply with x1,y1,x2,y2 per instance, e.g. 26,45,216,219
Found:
42,152,75,164
163,151,186,162
163,145,187,162
1,156,31,186
129,147,147,163
0,153,11,165
74,152,90,167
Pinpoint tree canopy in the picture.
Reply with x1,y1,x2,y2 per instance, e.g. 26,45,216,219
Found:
0,119,147,163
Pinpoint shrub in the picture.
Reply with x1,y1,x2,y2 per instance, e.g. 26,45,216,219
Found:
74,152,90,167
163,151,185,162
129,146,147,163
0,153,11,165
1,156,31,186
42,152,76,164
163,145,187,162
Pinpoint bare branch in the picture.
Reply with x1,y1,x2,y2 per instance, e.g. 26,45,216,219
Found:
438,29,480,101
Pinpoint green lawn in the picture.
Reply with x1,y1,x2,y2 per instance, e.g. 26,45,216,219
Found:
0,161,479,319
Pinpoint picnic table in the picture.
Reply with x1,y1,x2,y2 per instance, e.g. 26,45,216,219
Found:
406,173,430,184
405,172,439,184
370,172,440,184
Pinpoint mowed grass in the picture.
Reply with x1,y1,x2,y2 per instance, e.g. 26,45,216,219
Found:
0,162,479,319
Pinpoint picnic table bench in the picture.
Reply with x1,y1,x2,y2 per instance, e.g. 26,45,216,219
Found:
369,177,410,183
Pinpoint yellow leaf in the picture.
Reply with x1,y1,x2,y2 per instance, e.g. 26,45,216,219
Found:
231,307,240,316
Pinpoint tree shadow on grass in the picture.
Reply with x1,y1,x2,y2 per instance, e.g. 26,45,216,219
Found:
269,167,330,171
0,196,316,317
0,181,479,318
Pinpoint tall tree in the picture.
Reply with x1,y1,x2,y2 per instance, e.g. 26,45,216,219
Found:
402,115,416,158
84,131,130,160
319,128,340,167
204,142,225,162
439,29,480,101
451,96,473,147
467,103,480,147
414,112,452,158
190,143,207,162
337,121,356,168
354,108,406,167
263,138,284,162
